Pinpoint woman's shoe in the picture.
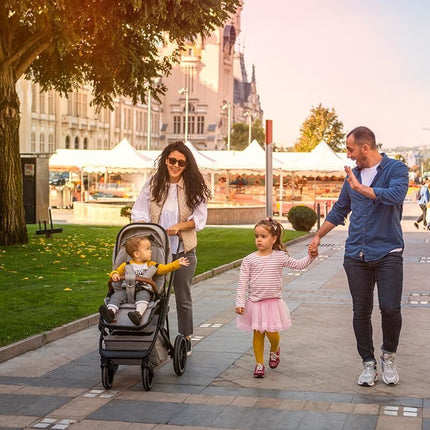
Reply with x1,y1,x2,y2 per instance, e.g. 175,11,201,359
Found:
253,363,265,378
269,349,280,369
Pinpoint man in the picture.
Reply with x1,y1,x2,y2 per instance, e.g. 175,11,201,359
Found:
309,126,409,387
414,178,430,230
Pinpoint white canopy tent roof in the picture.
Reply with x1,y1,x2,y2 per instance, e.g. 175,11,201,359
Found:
50,138,154,173
207,139,284,171
286,140,353,174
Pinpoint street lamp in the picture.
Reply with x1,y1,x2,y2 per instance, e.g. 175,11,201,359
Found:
244,112,254,145
146,87,152,151
178,88,189,143
222,102,231,150
146,78,161,151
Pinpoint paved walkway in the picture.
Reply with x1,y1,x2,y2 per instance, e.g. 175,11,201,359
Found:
1,202,429,430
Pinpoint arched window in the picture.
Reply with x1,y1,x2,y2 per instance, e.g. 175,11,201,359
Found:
40,134,45,153
48,134,54,152
83,137,88,149
74,136,79,149
65,136,70,149
31,132,36,152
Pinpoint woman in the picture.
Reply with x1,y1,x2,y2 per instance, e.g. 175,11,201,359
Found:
131,141,211,355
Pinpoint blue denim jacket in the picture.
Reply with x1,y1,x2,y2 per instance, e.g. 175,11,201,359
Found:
326,154,409,261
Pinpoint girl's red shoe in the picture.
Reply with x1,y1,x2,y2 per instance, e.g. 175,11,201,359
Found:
269,349,280,369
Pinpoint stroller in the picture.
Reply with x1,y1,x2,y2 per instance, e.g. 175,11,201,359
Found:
98,223,188,391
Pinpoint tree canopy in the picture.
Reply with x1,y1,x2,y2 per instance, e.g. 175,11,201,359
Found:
294,104,345,152
0,0,240,245
230,118,265,150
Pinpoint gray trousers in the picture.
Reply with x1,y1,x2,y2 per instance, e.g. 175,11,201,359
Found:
107,285,152,311
172,249,196,337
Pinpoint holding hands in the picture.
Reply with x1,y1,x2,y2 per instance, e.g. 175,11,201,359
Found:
308,236,320,258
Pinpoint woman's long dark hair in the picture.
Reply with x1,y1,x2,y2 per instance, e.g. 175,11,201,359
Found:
151,141,211,210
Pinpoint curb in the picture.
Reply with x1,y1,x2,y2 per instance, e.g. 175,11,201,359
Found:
0,233,314,363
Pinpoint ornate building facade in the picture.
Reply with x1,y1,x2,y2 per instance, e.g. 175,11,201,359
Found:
17,3,262,154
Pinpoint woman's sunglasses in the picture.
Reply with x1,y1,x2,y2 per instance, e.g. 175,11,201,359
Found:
167,157,186,168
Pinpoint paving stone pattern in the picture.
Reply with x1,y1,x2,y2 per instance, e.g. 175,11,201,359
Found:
0,202,429,429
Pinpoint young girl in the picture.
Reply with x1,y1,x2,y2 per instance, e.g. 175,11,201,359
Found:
235,217,317,378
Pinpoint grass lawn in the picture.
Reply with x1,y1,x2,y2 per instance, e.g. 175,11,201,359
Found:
0,224,307,347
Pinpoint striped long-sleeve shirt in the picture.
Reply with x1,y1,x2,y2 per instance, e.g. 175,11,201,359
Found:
235,250,314,308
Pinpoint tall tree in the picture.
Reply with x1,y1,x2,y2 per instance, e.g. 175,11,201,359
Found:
0,0,240,245
230,117,265,150
294,104,345,152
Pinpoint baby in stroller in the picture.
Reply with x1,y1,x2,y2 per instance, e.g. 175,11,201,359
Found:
99,235,189,326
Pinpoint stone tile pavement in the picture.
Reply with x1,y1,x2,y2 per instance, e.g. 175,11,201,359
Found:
0,202,429,429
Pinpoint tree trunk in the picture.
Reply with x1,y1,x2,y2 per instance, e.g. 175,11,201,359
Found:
0,68,28,245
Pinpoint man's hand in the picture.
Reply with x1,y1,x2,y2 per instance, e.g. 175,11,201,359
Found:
308,236,320,257
345,166,360,191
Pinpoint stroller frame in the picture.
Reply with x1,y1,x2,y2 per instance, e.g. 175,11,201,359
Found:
98,223,187,391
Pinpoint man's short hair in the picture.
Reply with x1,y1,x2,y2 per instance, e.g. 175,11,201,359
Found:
347,126,376,149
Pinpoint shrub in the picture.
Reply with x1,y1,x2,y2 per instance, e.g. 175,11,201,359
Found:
120,205,132,222
287,205,317,232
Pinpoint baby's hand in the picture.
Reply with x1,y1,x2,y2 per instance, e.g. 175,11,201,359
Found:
111,273,120,282
235,307,244,315
178,257,190,267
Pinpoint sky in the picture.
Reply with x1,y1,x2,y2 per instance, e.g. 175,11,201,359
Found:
239,0,430,149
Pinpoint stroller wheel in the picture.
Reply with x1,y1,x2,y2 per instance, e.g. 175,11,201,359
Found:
173,334,187,376
101,362,116,389
141,363,154,391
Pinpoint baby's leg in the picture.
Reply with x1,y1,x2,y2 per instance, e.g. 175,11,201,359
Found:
107,289,127,314
128,290,152,326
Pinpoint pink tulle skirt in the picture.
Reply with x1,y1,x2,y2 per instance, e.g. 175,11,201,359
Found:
236,298,292,332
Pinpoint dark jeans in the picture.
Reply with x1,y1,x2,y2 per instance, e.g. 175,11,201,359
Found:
343,253,403,363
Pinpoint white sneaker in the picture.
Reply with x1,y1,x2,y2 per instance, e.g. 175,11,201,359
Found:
380,352,399,385
357,360,378,386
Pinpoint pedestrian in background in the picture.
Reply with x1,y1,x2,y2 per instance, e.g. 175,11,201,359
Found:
309,126,409,387
414,178,430,230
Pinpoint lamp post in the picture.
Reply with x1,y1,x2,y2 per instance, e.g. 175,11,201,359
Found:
222,102,231,150
146,87,152,151
179,88,189,143
146,78,161,151
244,112,253,145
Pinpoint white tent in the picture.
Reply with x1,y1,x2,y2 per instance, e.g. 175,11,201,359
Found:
184,141,216,170
288,140,351,174
99,138,153,172
209,139,284,171
49,138,154,173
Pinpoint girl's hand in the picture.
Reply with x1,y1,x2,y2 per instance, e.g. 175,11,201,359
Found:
111,273,120,282
235,307,244,315
178,257,190,267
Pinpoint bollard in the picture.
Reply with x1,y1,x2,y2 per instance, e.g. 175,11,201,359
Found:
316,203,321,229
